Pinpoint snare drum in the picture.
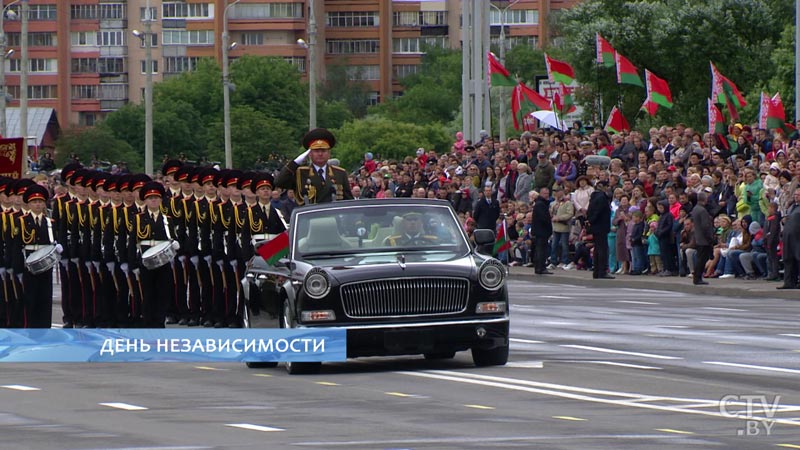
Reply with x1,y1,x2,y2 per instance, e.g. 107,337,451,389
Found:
141,241,176,270
25,245,59,275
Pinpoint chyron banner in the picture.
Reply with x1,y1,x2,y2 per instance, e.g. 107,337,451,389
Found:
0,138,24,179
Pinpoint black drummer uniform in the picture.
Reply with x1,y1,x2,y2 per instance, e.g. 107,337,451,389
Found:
101,176,126,328
210,170,239,328
161,160,185,325
86,173,108,327
54,163,80,328
174,167,200,326
241,173,287,262
0,177,12,327
14,185,58,328
7,179,36,328
195,169,216,327
125,174,153,327
220,171,244,328
129,182,177,328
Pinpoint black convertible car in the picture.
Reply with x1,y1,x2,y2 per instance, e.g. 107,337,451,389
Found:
242,199,509,374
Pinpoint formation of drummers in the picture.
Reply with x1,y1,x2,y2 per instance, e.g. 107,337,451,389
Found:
0,160,288,329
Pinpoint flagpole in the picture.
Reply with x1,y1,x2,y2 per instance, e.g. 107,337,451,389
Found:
595,58,602,127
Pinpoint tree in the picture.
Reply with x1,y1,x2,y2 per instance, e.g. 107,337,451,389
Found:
318,61,371,119
204,105,297,167
503,45,546,85
54,125,139,170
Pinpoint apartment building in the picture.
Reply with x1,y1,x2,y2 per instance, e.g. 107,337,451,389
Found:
0,0,577,129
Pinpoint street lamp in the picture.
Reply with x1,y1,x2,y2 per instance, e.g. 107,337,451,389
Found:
299,0,316,130
489,0,519,143
133,0,154,176
19,0,27,171
0,0,19,138
222,0,240,169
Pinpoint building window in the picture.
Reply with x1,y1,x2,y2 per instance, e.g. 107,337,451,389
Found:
347,65,380,81
7,32,57,47
325,39,379,54
393,11,447,26
283,56,305,72
72,58,98,73
489,9,538,25
70,4,97,20
163,56,201,73
99,83,128,100
392,64,419,80
392,37,447,54
79,112,97,126
231,3,303,19
72,85,99,100
326,11,378,27
140,7,158,21
25,5,58,21
71,31,98,46
140,60,159,74
136,33,159,47
98,57,126,73
99,3,126,20
240,32,264,46
491,36,537,50
8,85,58,100
163,30,214,45
162,2,211,19
98,31,125,46
367,92,380,106
8,58,57,73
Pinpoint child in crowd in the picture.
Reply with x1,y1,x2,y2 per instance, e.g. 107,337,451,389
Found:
647,221,662,276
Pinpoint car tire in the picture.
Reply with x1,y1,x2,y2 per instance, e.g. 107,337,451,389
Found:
243,296,278,369
471,344,509,367
424,351,456,360
282,300,322,375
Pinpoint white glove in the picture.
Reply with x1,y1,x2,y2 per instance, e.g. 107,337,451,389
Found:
106,261,115,272
204,255,212,265
55,244,63,254
294,148,311,165
230,260,238,269
16,273,22,284
92,261,100,271
178,255,187,264
171,240,180,251
58,260,68,268
216,260,224,270
190,256,199,265
0,268,5,277
132,268,141,278
85,261,93,270
120,263,129,274
70,258,79,265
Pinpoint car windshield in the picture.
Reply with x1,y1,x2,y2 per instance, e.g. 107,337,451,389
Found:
293,204,469,258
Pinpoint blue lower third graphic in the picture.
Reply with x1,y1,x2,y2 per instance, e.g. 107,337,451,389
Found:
0,329,347,363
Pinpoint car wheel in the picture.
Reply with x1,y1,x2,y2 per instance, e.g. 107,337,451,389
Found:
243,297,278,369
471,344,509,367
282,300,321,375
423,351,456,360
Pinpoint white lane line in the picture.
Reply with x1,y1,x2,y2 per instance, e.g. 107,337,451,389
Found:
659,326,689,329
582,361,662,370
1,385,40,391
543,321,578,326
561,345,682,360
99,402,148,411
616,300,659,305
540,295,573,299
506,361,544,369
701,307,747,312
781,334,800,338
703,361,800,375
510,338,545,344
225,423,284,432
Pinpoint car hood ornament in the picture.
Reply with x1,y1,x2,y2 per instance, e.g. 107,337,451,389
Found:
397,253,406,270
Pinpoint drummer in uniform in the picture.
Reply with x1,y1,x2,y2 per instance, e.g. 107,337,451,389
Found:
175,166,200,326
213,170,241,328
54,163,80,328
6,179,36,327
384,212,439,247
275,128,353,205
161,159,185,325
14,185,63,328
195,168,217,327
0,177,12,327
128,181,178,328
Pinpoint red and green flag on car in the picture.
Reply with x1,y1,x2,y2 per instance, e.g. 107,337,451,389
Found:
493,220,511,256
257,231,289,265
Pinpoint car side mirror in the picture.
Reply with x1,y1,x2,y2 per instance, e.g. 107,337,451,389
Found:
473,229,495,246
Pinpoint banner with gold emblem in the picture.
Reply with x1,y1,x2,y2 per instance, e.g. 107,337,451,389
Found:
0,137,24,179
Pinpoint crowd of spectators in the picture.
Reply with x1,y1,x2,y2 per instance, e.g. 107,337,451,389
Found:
344,122,800,283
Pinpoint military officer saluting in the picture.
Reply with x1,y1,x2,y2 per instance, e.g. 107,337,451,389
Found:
384,212,439,247
276,127,353,205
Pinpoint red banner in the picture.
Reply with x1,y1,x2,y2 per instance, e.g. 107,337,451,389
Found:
0,138,24,179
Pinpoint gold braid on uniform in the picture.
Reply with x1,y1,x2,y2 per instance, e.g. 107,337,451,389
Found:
194,201,206,222
170,198,183,219
234,206,244,229
136,215,151,240
88,204,97,227
77,203,85,227
218,203,230,229
99,207,106,231
248,208,263,234
20,217,34,245
209,201,218,224
112,208,119,234
124,208,133,232
182,198,193,222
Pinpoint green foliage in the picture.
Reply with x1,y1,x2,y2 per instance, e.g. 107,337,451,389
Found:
503,45,545,85
203,105,297,167
333,117,451,170
555,0,792,130
317,100,355,130
318,61,370,118
54,124,139,170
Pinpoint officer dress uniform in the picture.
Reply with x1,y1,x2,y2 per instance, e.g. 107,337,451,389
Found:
0,177,11,327
13,185,59,328
7,179,37,327
122,174,153,327
129,182,177,328
161,160,184,324
54,163,81,327
275,128,353,205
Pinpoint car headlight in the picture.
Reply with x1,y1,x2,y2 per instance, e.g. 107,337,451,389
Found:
479,259,506,291
304,268,330,299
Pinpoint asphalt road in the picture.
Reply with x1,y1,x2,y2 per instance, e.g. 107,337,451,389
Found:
1,280,800,449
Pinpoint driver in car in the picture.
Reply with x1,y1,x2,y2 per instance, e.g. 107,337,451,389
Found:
384,212,439,247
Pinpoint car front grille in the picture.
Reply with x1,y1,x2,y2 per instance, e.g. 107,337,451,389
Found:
340,277,470,319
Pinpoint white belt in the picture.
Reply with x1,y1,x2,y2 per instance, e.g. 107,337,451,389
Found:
24,244,52,251
138,240,170,248
251,234,277,241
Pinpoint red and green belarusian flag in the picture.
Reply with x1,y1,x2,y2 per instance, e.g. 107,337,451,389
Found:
257,231,289,265
710,62,746,121
640,98,659,117
605,106,629,134
615,52,643,87
510,82,551,130
493,219,511,256
645,69,673,108
552,83,576,117
545,54,575,85
708,98,737,152
596,33,616,67
487,51,516,87
759,92,795,136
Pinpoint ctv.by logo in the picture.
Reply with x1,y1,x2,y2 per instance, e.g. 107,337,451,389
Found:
719,394,781,436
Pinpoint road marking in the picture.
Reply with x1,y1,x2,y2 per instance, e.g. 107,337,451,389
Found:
702,307,747,312
464,404,495,410
581,361,662,370
543,321,577,326
194,366,228,371
552,416,586,421
715,341,738,345
540,295,572,299
510,338,545,344
561,345,682,360
656,428,694,435
99,402,148,411
386,392,412,397
506,361,544,369
315,381,339,386
617,300,659,305
1,385,40,391
776,445,800,449
781,334,800,338
252,374,272,378
225,423,284,432
660,326,688,329
704,361,800,375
